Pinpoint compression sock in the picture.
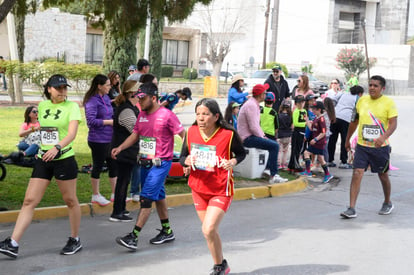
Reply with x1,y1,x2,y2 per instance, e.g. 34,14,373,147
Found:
322,164,329,175
161,219,172,234
133,225,142,237
305,158,311,172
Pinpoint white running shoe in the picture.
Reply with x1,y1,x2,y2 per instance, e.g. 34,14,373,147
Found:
91,194,111,206
262,169,271,177
269,174,288,184
132,194,140,202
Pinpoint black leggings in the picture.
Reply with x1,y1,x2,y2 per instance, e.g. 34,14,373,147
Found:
88,141,117,179
328,118,349,163
112,161,134,215
288,128,305,170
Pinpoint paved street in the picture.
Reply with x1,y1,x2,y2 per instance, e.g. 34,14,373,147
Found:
0,95,413,274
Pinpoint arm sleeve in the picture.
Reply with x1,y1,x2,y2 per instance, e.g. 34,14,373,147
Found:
231,132,246,164
179,133,189,167
119,109,137,133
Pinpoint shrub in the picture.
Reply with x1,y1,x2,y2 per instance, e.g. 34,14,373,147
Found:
161,66,174,77
336,46,377,80
2,60,102,93
182,68,198,80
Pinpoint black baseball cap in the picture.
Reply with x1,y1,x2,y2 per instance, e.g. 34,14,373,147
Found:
137,59,151,67
47,75,71,88
134,82,158,98
294,95,305,103
182,87,192,100
311,101,325,110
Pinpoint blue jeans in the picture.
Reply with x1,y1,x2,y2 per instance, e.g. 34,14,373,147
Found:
130,163,141,195
243,135,280,176
1,73,7,90
17,141,39,157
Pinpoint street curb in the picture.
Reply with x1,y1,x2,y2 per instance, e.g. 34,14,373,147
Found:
0,178,307,223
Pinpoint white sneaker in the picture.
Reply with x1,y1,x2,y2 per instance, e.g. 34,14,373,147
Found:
262,169,271,176
110,193,115,202
91,194,111,206
269,174,288,184
132,194,140,202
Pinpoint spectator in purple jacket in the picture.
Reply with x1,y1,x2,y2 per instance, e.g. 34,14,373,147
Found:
83,74,118,206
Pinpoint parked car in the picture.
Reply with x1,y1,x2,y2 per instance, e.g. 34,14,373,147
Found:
198,69,211,78
286,72,328,94
243,69,273,92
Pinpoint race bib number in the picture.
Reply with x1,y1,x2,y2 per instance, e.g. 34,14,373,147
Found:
139,136,156,159
362,125,381,141
191,143,217,172
40,127,59,145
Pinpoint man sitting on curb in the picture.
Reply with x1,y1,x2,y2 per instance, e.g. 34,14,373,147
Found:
237,83,288,184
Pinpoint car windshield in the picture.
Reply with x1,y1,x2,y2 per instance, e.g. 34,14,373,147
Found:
251,70,271,78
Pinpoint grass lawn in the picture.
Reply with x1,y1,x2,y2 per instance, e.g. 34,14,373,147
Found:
0,106,191,211
0,106,295,211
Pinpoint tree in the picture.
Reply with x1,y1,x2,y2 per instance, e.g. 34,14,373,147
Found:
0,0,17,23
188,0,248,82
336,46,377,80
149,16,165,81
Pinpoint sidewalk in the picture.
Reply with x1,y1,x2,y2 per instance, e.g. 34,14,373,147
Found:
0,177,308,223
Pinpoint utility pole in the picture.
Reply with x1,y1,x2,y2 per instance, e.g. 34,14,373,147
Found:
262,0,271,69
144,7,151,60
269,0,280,62
361,18,370,79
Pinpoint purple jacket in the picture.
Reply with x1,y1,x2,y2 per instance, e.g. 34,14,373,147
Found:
85,94,113,143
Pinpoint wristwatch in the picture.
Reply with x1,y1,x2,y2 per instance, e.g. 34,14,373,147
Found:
54,144,62,151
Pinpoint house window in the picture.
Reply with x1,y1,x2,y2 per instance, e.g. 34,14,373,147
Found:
162,40,189,69
338,12,361,44
86,34,103,64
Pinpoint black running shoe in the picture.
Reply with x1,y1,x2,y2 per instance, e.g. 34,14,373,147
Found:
0,237,18,258
109,214,133,222
60,237,82,255
210,259,230,275
149,228,175,245
116,232,138,250
122,210,130,216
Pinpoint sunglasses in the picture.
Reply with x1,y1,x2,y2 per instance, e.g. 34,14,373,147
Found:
31,110,38,114
273,70,280,73
297,79,302,82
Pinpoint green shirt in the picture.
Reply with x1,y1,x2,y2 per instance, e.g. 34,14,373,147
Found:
260,106,279,137
293,108,307,128
38,99,82,160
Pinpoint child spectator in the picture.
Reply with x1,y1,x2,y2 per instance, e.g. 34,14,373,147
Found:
260,92,279,140
300,101,334,183
288,95,307,172
224,101,241,129
17,106,41,158
277,99,293,169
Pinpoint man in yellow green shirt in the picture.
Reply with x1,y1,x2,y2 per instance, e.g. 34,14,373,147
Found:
340,75,398,219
